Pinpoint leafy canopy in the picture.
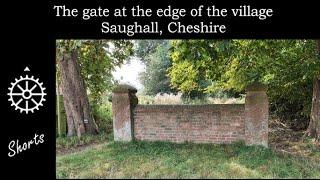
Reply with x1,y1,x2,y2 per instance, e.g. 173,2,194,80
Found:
168,40,320,122
136,40,176,95
56,40,133,105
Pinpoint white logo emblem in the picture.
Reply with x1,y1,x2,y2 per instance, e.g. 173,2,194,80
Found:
7,67,46,114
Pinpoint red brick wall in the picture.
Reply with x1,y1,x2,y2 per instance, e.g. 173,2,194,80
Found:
134,104,245,143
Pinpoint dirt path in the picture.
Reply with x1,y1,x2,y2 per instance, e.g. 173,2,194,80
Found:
269,118,319,159
56,142,109,157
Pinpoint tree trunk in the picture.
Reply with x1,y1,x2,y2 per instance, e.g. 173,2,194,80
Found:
308,77,320,139
307,40,320,140
58,50,99,137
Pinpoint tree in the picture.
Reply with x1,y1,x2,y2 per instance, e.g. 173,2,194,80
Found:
307,40,320,139
168,40,320,129
168,40,234,98
56,40,133,137
137,41,176,95
135,40,167,64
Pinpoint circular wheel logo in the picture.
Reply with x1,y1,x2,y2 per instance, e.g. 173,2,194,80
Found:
7,69,46,114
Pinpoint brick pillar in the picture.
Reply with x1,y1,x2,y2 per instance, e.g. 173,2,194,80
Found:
245,83,269,147
112,84,138,142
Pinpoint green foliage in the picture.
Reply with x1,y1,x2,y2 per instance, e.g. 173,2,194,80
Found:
225,40,319,127
92,101,113,134
56,141,320,178
168,40,320,127
56,40,133,105
137,95,155,105
137,40,176,95
169,40,233,94
135,40,167,63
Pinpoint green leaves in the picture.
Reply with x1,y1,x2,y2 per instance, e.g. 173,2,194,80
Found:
168,60,198,93
137,41,176,95
56,40,133,105
167,39,320,122
168,40,230,94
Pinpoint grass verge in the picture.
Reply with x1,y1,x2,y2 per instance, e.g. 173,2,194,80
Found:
56,141,320,179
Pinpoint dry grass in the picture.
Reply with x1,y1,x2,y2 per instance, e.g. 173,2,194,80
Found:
154,93,183,104
138,93,244,105
208,97,245,104
269,118,320,160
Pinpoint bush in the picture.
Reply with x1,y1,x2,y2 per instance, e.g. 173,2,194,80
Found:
93,102,113,134
269,97,310,130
